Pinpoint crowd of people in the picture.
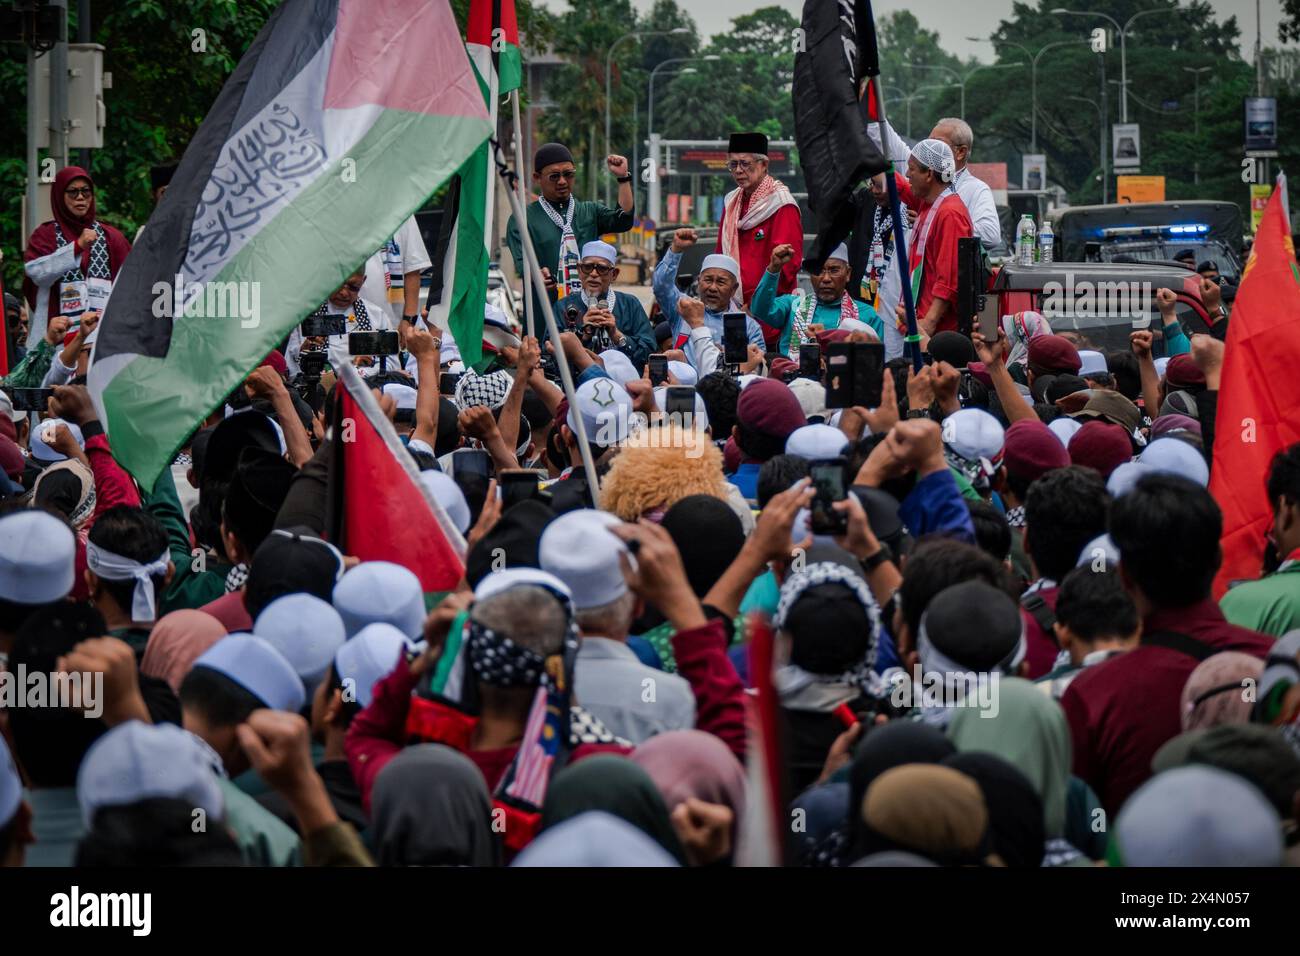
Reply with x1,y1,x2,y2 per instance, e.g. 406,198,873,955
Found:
0,113,1297,870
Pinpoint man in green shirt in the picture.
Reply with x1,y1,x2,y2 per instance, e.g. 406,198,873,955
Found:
505,142,634,324
1221,443,1300,637
748,242,883,358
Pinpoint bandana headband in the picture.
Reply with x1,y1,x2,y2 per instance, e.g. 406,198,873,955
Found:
773,561,883,690
85,542,170,622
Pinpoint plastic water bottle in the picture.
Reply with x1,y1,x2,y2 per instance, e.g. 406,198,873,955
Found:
1039,219,1054,264
1017,215,1037,266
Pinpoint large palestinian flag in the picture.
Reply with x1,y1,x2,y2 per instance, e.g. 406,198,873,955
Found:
88,0,492,490
427,0,521,367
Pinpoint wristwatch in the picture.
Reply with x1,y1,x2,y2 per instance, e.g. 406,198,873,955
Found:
616,173,633,183
859,543,893,574
401,314,419,324
906,408,931,420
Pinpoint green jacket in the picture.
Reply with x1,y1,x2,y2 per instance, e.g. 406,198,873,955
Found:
505,197,633,321
218,778,301,867
146,466,229,614
1220,560,1300,638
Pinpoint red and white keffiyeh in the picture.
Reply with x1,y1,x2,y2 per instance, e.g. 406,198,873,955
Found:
720,175,797,300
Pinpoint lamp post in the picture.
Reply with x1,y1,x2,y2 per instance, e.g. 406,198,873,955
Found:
970,35,1087,152
1053,5,1193,124
902,61,1023,120
604,28,690,204
647,55,720,142
1068,94,1107,204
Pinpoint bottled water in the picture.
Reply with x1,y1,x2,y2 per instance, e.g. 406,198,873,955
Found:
1039,219,1055,264
1017,215,1036,267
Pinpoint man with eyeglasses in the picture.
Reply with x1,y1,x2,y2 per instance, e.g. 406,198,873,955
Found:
506,143,634,323
651,228,765,363
715,131,803,345
283,267,395,380
544,241,655,371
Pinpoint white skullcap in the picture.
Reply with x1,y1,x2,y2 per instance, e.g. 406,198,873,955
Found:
787,377,828,421
382,383,418,411
418,469,471,533
0,509,76,604
539,510,629,611
333,561,426,640
1153,357,1171,379
700,254,740,282
1106,461,1152,499
1076,533,1120,569
944,408,1005,462
581,240,618,264
567,376,635,447
1138,437,1210,487
827,243,850,263
668,360,698,386
910,138,955,180
77,721,224,828
253,593,348,694
1077,350,1109,377
599,350,640,387
0,735,20,829
193,634,306,713
473,567,573,604
786,424,849,460
333,623,412,709
30,418,84,463
1048,417,1083,447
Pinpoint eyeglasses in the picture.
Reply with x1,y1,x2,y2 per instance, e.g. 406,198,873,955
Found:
65,187,93,198
546,170,577,183
577,263,615,276
726,160,758,172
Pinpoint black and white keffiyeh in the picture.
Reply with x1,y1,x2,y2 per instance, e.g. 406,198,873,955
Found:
311,297,371,330
454,368,513,412
53,221,110,284
773,561,883,696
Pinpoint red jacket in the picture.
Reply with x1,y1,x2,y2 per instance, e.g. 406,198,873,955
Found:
716,200,802,342
345,616,746,813
75,426,141,602
1061,599,1273,816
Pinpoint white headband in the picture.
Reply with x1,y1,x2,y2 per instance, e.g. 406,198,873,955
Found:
85,542,170,622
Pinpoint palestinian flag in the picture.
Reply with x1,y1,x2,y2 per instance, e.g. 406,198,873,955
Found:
326,362,466,601
427,0,521,367
87,0,492,490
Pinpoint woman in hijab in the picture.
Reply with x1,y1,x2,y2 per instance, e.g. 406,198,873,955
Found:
23,167,131,348
370,744,500,867
1180,652,1263,732
1001,310,1051,373
856,764,998,866
140,609,226,693
541,755,687,865
942,751,1045,868
947,677,1091,865
630,730,746,832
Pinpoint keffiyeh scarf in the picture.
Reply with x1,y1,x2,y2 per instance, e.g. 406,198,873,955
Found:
720,175,797,302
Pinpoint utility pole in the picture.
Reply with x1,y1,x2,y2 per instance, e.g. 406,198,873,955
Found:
1099,51,1108,204
77,0,91,171
49,0,69,172
1184,66,1211,186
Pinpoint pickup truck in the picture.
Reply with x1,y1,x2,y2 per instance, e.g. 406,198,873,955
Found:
988,261,1220,356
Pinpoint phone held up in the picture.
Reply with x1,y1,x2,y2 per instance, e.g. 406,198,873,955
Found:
823,341,885,409
809,457,849,535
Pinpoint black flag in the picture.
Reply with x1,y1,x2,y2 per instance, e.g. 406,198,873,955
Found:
792,0,890,270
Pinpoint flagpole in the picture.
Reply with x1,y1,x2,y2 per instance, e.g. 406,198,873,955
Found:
490,139,601,497
483,67,500,270
862,82,923,372
512,90,534,339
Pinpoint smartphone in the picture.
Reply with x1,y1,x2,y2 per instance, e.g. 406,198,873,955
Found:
499,468,546,509
348,330,401,356
977,296,1000,341
564,305,581,332
674,273,696,294
5,387,53,413
299,351,327,378
439,372,461,395
798,342,822,381
824,342,885,409
648,354,668,386
809,457,849,535
722,312,749,365
301,314,345,337
451,448,492,479
664,386,696,421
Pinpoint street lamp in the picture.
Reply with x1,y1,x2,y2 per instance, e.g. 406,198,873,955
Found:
1067,94,1108,203
647,55,720,141
1053,5,1194,124
904,83,959,138
969,36,1086,152
902,60,1023,119
1184,65,1212,185
604,27,690,203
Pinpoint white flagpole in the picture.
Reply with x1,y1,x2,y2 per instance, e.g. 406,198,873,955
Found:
512,90,534,339
491,141,600,496
483,66,500,265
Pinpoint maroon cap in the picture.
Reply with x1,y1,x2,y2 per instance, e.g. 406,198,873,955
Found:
1164,354,1206,389
1150,413,1202,440
1027,335,1081,374
0,434,23,480
769,356,798,382
1069,420,1132,479
815,328,852,349
259,349,288,378
736,378,806,441
1003,419,1070,483
723,434,742,472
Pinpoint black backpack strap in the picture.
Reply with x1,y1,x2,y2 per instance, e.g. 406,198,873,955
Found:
1140,630,1217,662
1020,592,1058,644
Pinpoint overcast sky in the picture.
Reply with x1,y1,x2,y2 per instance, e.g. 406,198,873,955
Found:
537,0,1291,62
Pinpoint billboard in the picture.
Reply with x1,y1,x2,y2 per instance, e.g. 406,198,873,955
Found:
1112,123,1141,170
1251,184,1273,233
1245,97,1278,152
1022,154,1047,191
1116,176,1166,204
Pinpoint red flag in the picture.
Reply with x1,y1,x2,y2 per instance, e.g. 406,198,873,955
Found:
735,615,786,866
1210,176,1300,598
328,363,465,597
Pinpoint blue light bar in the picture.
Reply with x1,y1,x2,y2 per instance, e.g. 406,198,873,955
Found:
1166,223,1209,235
